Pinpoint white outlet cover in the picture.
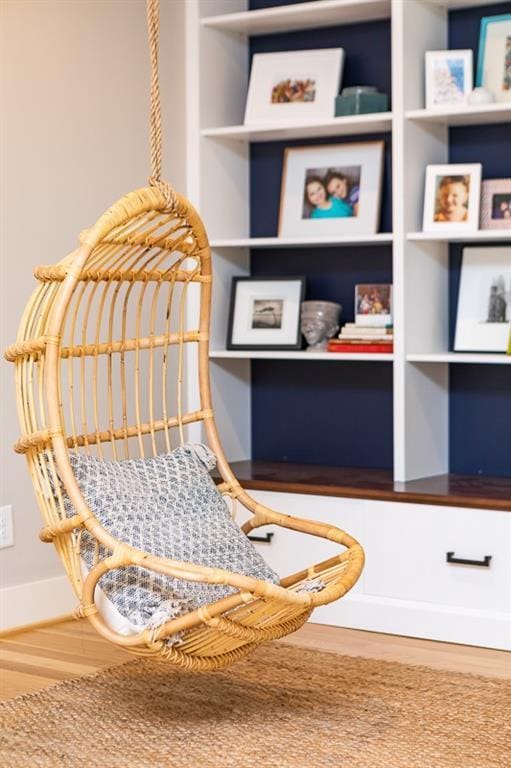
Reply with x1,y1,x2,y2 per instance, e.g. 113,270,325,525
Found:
0,505,14,549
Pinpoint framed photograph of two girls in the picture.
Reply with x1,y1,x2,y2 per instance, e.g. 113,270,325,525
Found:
278,141,384,237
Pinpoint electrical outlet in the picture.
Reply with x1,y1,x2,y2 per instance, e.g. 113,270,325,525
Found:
0,506,14,549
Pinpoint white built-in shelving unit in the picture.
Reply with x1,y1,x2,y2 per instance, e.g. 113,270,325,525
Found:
210,350,394,361
184,0,511,482
210,234,393,248
406,102,511,126
202,112,393,141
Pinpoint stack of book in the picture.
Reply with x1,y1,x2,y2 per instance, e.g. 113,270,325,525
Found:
328,323,394,354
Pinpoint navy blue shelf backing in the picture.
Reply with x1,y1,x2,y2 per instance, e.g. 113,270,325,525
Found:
249,16,391,105
250,246,393,469
248,10,392,238
251,360,394,470
250,132,392,238
251,246,392,316
244,0,510,476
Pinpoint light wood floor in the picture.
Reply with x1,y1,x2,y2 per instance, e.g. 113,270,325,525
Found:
0,617,509,701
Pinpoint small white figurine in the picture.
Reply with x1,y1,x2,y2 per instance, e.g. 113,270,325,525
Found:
467,87,495,105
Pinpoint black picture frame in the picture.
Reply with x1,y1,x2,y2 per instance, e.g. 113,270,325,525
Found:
226,276,306,351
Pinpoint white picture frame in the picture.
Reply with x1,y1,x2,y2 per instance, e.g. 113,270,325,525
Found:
278,141,384,238
480,179,511,230
422,163,482,234
244,48,344,126
454,246,511,352
425,50,473,109
227,276,305,350
355,284,393,327
476,14,511,103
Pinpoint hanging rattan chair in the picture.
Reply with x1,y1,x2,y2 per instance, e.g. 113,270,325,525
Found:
4,1,364,672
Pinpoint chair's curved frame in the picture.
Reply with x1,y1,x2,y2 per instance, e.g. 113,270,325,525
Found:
5,187,364,670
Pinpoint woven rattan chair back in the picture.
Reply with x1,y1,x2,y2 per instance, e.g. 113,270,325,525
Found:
6,188,364,670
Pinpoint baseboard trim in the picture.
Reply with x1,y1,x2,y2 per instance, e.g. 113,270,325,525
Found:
311,593,511,651
0,575,76,633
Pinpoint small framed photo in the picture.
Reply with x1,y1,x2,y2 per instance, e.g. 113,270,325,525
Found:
355,284,393,327
279,141,384,237
425,50,473,109
244,49,344,125
227,276,305,350
422,163,482,233
476,14,511,103
480,179,511,230
455,246,511,352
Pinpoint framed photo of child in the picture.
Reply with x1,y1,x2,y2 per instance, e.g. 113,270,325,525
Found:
278,141,384,237
422,163,482,233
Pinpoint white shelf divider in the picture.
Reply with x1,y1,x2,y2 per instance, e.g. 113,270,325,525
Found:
211,234,393,249
407,353,511,365
406,102,511,127
210,350,393,362
201,0,391,36
407,231,511,243
202,113,393,143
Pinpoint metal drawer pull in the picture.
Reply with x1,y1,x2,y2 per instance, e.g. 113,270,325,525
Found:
446,551,492,567
247,532,274,544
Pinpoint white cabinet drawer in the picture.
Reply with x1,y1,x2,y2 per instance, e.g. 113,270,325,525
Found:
363,503,511,612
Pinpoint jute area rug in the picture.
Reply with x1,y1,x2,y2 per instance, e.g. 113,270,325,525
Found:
1,643,509,768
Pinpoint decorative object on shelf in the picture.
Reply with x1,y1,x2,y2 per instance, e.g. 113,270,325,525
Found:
227,276,305,350
300,300,342,351
467,86,495,106
329,322,393,354
244,48,344,125
328,285,393,353
425,50,473,109
422,163,482,234
454,246,511,353
480,179,511,230
279,141,384,237
476,14,511,103
334,86,388,116
355,283,392,327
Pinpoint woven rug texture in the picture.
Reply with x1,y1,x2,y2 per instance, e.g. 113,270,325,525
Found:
0,642,509,768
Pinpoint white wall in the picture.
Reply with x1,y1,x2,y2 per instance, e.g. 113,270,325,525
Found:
0,0,186,615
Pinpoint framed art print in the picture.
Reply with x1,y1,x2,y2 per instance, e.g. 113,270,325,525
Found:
476,14,511,102
422,163,482,233
425,50,473,109
480,178,511,230
454,246,511,352
278,141,384,237
227,276,305,350
244,49,344,125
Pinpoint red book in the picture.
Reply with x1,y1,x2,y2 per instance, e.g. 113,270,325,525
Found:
327,342,394,354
